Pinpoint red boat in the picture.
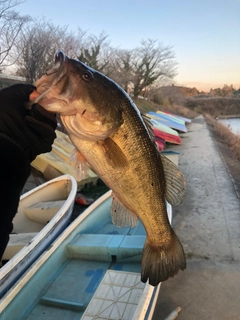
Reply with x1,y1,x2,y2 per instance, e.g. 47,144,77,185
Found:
153,127,181,145
154,136,166,151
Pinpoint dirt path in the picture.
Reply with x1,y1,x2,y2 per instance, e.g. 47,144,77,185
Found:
153,115,240,320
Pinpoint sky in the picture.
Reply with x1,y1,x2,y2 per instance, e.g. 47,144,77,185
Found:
17,0,240,92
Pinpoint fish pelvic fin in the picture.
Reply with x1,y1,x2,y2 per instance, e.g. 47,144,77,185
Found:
111,195,138,228
141,230,186,286
161,154,187,206
70,148,89,181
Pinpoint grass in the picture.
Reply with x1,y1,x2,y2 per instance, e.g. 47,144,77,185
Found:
205,114,240,161
133,98,198,119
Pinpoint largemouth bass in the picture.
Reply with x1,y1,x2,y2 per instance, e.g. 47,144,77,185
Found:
33,51,186,286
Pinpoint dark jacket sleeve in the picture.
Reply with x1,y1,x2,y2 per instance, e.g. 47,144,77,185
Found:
25,104,57,161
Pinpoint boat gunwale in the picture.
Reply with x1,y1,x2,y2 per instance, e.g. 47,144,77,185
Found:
0,174,77,281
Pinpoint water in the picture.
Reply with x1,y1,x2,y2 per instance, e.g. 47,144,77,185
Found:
218,118,240,135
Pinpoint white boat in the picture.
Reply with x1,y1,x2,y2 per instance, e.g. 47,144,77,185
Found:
31,130,99,190
0,174,77,299
0,190,172,320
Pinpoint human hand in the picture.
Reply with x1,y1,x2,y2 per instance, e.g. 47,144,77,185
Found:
0,84,36,112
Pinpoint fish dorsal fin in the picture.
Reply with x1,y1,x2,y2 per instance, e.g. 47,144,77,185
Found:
100,137,128,168
70,148,89,181
142,114,155,142
161,154,187,206
111,194,138,228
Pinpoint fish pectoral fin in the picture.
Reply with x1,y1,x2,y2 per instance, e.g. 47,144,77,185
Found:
161,154,187,206
111,195,138,228
70,148,89,181
101,137,128,168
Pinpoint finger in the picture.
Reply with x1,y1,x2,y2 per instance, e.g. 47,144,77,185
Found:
29,90,40,101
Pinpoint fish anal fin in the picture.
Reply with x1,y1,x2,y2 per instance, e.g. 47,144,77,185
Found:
70,148,89,181
161,154,187,206
111,194,138,228
100,138,128,169
141,230,186,286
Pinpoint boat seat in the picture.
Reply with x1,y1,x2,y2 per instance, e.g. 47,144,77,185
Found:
24,200,65,224
2,232,37,260
67,234,145,262
81,270,145,320
40,296,85,311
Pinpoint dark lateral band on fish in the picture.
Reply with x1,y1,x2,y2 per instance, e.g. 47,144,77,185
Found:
33,50,187,286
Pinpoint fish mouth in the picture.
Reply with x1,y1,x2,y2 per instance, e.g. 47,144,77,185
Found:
52,50,67,77
32,50,74,112
55,50,66,65
35,50,67,92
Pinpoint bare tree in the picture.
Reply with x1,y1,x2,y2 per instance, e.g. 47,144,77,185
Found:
107,39,177,97
62,28,88,58
0,0,31,69
131,39,177,97
15,19,85,83
109,49,134,92
77,31,113,75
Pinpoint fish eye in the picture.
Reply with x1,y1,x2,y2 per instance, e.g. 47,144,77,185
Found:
82,71,93,81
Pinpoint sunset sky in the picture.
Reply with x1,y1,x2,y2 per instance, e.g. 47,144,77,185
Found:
18,0,240,92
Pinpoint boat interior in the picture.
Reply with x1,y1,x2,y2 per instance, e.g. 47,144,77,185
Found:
2,179,73,262
1,193,166,320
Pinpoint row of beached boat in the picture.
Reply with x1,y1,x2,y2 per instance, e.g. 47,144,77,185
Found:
146,110,191,151
0,110,191,320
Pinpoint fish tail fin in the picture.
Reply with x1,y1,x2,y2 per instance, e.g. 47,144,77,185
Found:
141,231,186,286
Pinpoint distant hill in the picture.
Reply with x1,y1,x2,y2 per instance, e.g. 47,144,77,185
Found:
158,84,240,100
155,85,240,117
155,85,200,106
208,85,240,97
159,85,200,97
186,97,240,117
